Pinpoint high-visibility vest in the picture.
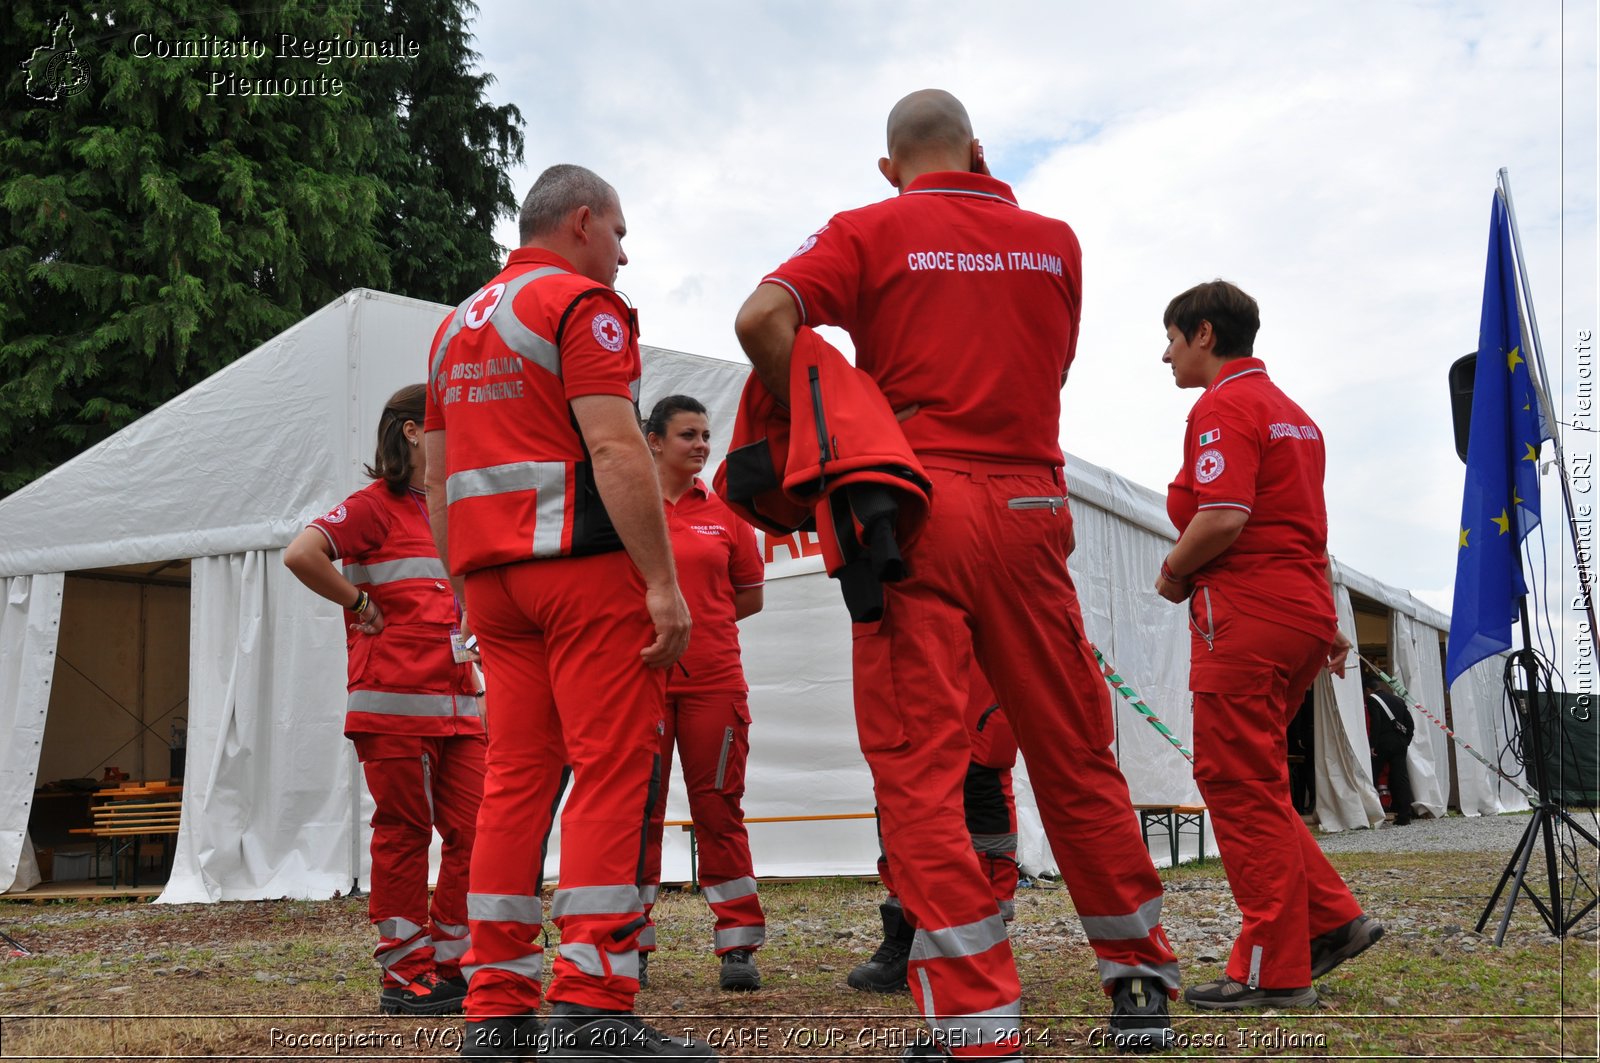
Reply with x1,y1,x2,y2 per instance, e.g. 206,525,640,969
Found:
426,251,641,575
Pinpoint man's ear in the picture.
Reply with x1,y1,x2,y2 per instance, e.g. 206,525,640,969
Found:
570,204,593,243
878,156,899,190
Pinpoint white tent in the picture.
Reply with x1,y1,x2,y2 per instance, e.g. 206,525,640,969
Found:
0,290,1522,899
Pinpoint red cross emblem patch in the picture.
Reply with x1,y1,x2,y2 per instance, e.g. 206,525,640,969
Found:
463,283,506,330
1194,448,1226,484
591,312,625,352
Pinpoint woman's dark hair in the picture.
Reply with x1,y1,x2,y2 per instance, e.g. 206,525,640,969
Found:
642,394,707,438
1163,279,1260,358
366,384,427,493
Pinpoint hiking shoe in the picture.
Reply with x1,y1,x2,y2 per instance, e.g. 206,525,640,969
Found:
379,970,467,1016
637,950,649,989
1310,914,1385,979
718,950,761,991
1109,976,1174,1054
847,903,912,992
544,1003,715,1059
460,1016,545,1060
1184,976,1317,1010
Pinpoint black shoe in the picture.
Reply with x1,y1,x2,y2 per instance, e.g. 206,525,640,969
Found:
544,1003,715,1060
1310,914,1385,979
638,950,649,990
460,1015,545,1060
1184,976,1317,1010
718,950,761,991
898,1034,1018,1060
847,903,912,992
1109,976,1173,1054
380,970,467,1016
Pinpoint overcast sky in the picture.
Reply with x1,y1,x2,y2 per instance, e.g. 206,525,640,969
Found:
468,1,1596,660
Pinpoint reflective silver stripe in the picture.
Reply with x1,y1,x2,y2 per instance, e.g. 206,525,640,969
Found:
550,885,643,919
420,752,434,823
462,953,543,982
971,832,1017,854
377,917,425,939
1248,945,1263,990
434,920,468,938
998,898,1016,922
638,925,656,949
608,947,641,981
558,941,641,980
376,934,431,972
488,267,568,378
702,877,758,905
467,892,543,925
343,556,449,585
715,925,766,950
430,266,569,386
925,998,1023,1048
908,914,1008,963
432,934,470,963
445,460,569,558
1096,957,1183,988
639,884,659,907
1080,895,1165,942
347,691,460,718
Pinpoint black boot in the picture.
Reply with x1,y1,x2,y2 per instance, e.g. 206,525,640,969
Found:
847,902,913,992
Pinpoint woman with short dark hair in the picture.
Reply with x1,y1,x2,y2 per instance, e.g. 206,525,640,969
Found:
1155,280,1381,1011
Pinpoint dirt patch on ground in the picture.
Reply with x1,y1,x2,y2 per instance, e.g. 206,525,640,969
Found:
1,845,1595,1061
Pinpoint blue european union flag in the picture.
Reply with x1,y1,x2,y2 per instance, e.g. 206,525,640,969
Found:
1445,192,1546,686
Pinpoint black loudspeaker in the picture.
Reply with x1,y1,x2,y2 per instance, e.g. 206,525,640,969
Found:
1448,353,1476,464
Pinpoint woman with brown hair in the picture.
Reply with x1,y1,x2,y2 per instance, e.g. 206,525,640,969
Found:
284,384,485,1016
637,394,767,992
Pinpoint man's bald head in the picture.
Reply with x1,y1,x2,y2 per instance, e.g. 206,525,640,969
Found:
886,89,974,160
879,89,981,191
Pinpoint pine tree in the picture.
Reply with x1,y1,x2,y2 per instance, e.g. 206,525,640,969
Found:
0,1,523,493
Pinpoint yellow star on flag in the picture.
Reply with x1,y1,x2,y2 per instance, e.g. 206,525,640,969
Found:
1493,509,1511,534
1513,489,1523,506
1523,442,1538,462
1459,527,1470,548
1507,346,1524,371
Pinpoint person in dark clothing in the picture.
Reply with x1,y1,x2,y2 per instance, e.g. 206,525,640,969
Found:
1364,672,1416,826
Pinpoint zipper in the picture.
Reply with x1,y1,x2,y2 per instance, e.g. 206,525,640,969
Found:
1190,586,1215,652
420,752,435,821
808,366,832,467
714,726,734,790
1007,495,1066,513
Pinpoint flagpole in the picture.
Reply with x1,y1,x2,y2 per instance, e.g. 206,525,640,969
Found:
1494,168,1600,658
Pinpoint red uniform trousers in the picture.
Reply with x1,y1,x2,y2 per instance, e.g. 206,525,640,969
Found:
460,552,664,1018
353,731,486,986
856,464,1178,1058
880,678,1019,921
640,691,765,954
1187,595,1363,989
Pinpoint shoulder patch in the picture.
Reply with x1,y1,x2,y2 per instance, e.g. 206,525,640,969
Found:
789,224,828,259
1197,428,1222,446
463,283,506,330
322,504,348,524
591,311,625,352
1194,449,1226,484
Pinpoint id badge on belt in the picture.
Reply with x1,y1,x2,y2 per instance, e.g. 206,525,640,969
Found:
450,627,478,663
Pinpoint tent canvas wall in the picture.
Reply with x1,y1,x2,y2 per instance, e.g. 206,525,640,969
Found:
0,290,1521,899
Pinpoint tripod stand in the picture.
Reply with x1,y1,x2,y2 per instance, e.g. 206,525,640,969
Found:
1474,605,1600,945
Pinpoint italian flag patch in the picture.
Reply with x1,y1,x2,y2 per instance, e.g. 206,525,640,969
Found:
1198,429,1222,446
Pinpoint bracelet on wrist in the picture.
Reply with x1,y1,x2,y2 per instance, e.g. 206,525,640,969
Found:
350,590,369,614
1160,561,1183,583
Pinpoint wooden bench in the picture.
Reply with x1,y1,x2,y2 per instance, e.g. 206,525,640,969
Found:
69,793,182,886
667,813,877,887
1132,803,1209,868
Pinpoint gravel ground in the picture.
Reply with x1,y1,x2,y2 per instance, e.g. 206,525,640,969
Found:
1314,807,1600,853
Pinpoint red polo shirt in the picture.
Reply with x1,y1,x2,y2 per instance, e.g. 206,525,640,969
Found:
1166,358,1337,640
666,479,764,694
761,171,1082,466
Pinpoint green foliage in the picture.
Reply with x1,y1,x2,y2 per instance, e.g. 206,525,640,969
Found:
0,1,523,493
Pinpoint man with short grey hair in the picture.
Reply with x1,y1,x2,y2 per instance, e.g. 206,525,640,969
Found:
425,164,713,1061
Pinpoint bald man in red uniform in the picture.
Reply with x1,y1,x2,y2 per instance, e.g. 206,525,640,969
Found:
736,90,1179,1059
